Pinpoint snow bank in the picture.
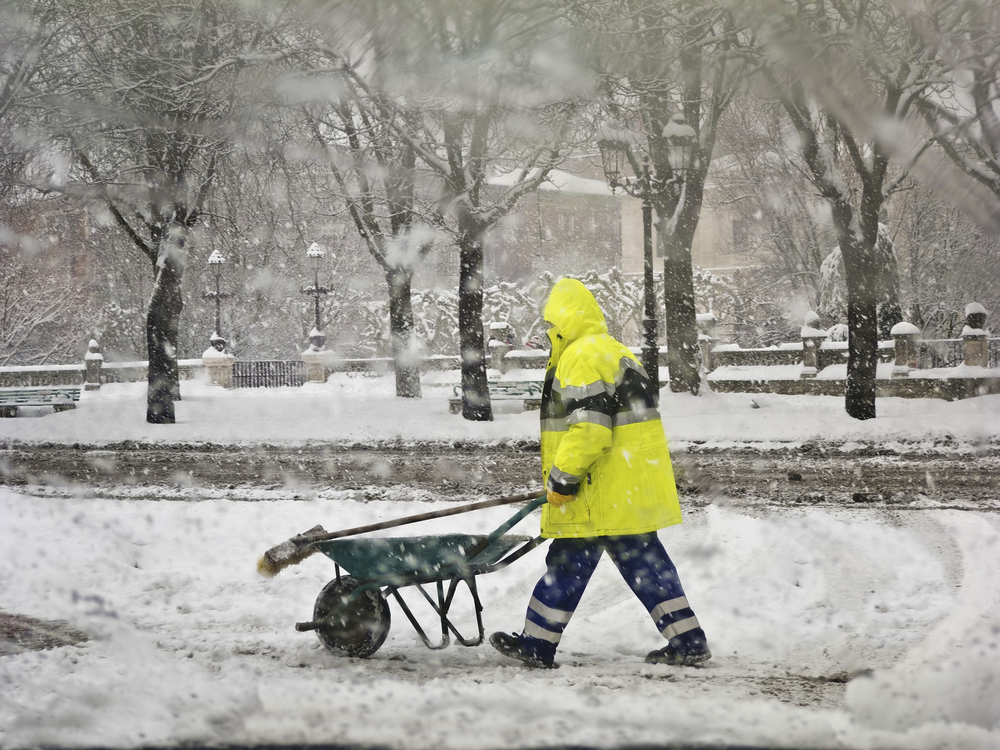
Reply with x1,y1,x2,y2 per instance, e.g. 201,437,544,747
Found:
847,634,1000,734
2,493,999,749
846,513,1000,736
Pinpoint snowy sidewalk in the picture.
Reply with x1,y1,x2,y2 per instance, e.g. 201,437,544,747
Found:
1,374,998,450
2,489,1000,749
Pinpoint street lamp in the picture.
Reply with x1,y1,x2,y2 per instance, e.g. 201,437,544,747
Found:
203,249,229,351
662,113,696,182
303,242,330,351
597,128,659,384
598,115,697,389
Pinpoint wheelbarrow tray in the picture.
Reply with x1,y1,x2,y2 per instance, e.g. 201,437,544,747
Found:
314,533,533,586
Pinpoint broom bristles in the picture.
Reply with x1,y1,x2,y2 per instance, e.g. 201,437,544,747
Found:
256,526,326,578
256,544,318,578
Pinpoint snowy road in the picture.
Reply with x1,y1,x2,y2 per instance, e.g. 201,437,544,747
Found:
2,487,999,750
3,441,999,511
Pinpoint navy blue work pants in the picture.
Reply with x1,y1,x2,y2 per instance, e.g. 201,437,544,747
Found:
519,533,706,662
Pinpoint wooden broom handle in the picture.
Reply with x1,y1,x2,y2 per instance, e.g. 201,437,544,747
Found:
294,489,546,544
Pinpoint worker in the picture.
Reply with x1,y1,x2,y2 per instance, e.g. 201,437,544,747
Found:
490,277,710,669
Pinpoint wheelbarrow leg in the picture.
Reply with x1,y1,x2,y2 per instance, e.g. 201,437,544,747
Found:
441,575,485,647
415,576,485,647
436,580,449,646
386,585,451,650
385,576,487,650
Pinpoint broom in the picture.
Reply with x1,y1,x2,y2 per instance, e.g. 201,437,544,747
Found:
256,489,546,578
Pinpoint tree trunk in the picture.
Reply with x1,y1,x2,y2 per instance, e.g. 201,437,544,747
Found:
841,238,879,421
657,194,702,395
457,233,493,421
146,224,186,424
662,238,700,394
386,266,421,398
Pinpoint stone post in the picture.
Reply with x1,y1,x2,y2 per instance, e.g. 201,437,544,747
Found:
890,321,920,377
800,312,828,379
84,339,103,391
301,349,331,383
963,302,989,368
696,313,716,373
488,321,515,373
202,344,235,388
300,327,332,383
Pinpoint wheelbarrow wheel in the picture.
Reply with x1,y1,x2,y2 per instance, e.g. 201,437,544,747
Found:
312,576,391,658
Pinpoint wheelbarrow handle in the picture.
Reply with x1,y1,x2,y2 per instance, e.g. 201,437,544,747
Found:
464,495,548,565
295,489,546,545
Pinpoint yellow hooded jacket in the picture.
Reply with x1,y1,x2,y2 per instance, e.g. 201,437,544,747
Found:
540,278,683,538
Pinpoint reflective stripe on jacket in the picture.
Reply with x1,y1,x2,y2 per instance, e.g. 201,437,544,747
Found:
539,278,683,539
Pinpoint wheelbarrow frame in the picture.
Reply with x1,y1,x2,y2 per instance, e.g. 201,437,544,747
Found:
295,496,547,654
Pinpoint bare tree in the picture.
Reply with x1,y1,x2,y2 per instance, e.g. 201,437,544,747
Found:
0,0,66,199
751,0,927,420
313,0,584,420
41,0,296,422
890,181,1000,336
571,0,752,393
286,5,429,397
193,132,374,362
0,218,93,366
906,1,1000,213
712,94,838,334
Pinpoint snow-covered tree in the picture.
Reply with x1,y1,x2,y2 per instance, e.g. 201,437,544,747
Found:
817,246,846,325
569,0,753,394
0,223,94,365
311,0,585,420
874,223,902,340
890,182,1000,338
31,0,298,422
750,0,931,420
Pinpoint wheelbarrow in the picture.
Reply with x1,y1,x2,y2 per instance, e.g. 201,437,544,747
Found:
278,492,548,659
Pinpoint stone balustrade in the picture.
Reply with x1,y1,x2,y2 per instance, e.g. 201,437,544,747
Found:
2,305,995,400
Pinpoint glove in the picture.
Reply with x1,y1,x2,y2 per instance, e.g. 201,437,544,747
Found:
546,488,575,507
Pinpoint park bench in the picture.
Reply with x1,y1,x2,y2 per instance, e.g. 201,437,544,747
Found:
0,385,82,418
449,381,544,414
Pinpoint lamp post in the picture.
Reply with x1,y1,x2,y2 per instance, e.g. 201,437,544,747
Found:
598,128,659,383
597,114,697,391
203,249,229,351
303,242,329,350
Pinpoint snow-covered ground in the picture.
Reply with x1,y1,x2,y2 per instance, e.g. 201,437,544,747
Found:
2,375,999,749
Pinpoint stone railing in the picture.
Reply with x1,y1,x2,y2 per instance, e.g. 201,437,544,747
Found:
0,364,85,388
709,340,899,370
4,304,994,400
0,340,207,390
707,303,998,400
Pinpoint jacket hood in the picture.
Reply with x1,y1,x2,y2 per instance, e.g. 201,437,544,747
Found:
543,278,608,342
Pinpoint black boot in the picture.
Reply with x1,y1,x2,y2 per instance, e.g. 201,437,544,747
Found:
489,632,558,669
645,643,712,666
